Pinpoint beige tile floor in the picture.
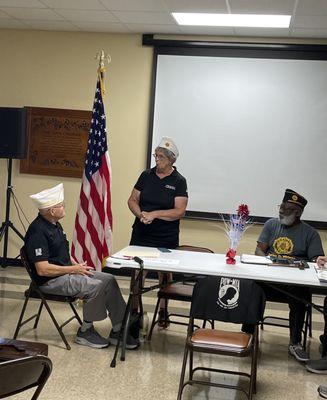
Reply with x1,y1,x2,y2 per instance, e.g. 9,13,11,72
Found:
0,266,326,400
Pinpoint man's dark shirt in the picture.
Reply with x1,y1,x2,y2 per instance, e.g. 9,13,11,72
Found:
258,218,324,261
24,213,71,286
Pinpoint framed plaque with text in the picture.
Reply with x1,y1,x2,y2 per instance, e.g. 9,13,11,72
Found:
20,107,92,178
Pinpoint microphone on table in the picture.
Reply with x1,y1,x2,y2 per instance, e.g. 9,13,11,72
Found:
133,256,144,270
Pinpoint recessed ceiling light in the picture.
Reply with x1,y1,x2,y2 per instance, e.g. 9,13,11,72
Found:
172,13,291,28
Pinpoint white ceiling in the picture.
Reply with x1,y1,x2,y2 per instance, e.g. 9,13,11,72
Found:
0,0,327,39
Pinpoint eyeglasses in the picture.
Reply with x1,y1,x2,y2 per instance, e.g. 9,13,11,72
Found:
152,153,167,160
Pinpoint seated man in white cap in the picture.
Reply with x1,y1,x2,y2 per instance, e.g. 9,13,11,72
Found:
25,183,138,350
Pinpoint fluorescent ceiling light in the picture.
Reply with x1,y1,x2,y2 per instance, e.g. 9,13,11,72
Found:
172,13,291,28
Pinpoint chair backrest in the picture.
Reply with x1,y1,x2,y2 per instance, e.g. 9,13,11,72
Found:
20,246,39,285
0,355,52,399
191,276,266,325
177,245,214,253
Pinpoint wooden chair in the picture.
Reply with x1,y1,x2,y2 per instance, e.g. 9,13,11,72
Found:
0,355,52,399
148,245,214,340
177,276,266,400
14,247,82,350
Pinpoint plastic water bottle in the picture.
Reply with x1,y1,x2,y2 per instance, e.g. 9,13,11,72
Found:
140,311,149,342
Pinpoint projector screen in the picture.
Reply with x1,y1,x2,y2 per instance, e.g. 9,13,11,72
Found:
148,44,327,226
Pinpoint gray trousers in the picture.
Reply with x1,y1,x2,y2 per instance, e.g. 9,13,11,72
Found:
40,271,126,326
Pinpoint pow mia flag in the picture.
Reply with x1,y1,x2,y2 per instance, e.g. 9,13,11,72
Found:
217,278,240,310
191,277,266,325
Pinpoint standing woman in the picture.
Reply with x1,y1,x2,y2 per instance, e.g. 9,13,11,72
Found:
128,137,188,326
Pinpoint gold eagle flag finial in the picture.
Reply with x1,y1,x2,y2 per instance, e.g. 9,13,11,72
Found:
95,50,111,96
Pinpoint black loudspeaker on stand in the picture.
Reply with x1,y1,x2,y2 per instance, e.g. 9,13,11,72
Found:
0,107,27,267
0,159,25,267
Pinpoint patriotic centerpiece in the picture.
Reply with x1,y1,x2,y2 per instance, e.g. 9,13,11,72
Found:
223,204,250,265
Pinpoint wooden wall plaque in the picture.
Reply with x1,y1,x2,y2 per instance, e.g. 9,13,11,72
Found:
20,107,92,178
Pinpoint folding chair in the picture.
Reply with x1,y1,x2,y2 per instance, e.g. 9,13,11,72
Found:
0,355,52,399
177,276,266,400
148,245,214,340
14,247,82,350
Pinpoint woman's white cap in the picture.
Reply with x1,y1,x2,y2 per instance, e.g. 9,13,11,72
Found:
157,136,179,159
30,183,64,209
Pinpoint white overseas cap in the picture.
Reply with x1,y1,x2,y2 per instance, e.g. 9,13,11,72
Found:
157,136,179,159
30,183,64,209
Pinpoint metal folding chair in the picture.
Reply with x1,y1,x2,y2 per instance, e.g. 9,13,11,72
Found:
14,247,82,350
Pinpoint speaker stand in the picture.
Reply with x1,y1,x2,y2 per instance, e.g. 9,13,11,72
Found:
0,159,24,267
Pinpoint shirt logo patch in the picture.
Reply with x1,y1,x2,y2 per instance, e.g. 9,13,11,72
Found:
165,185,176,190
35,248,42,256
273,237,294,255
217,277,240,310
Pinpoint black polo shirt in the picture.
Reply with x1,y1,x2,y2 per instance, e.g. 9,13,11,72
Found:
130,166,188,249
24,214,71,286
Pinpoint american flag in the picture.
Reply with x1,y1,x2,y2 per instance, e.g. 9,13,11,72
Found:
72,71,113,270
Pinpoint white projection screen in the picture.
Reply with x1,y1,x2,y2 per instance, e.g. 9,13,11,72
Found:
147,43,327,227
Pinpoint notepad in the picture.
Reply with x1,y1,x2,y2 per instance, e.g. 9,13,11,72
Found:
240,254,273,265
122,246,160,258
316,270,327,283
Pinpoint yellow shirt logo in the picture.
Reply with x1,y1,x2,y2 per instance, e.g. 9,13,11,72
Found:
273,237,294,255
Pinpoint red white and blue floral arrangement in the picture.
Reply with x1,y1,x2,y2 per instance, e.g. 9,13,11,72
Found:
223,204,251,265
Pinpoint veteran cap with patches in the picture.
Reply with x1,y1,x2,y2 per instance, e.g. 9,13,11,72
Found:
30,183,64,209
282,188,307,209
157,136,179,159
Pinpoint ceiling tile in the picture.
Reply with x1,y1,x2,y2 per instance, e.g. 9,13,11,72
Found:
23,19,79,30
0,0,325,38
127,23,181,34
55,9,118,23
229,0,295,14
291,28,327,39
1,7,64,20
178,25,235,35
293,15,327,29
0,0,45,7
234,27,290,37
162,0,227,13
291,28,327,38
112,11,174,24
296,0,327,16
0,18,27,28
101,0,166,12
40,0,106,10
0,9,10,17
72,21,129,33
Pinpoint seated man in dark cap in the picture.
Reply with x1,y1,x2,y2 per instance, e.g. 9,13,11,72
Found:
254,189,324,362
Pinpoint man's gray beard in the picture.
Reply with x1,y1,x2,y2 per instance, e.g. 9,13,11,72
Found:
280,213,296,226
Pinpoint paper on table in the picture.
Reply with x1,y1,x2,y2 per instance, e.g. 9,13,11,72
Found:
316,269,327,283
241,254,273,265
122,246,160,258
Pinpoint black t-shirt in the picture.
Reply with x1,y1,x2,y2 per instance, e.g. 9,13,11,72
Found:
24,214,71,286
130,167,188,249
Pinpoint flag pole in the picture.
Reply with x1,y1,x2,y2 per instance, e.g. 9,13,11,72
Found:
95,50,111,96
72,51,113,270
